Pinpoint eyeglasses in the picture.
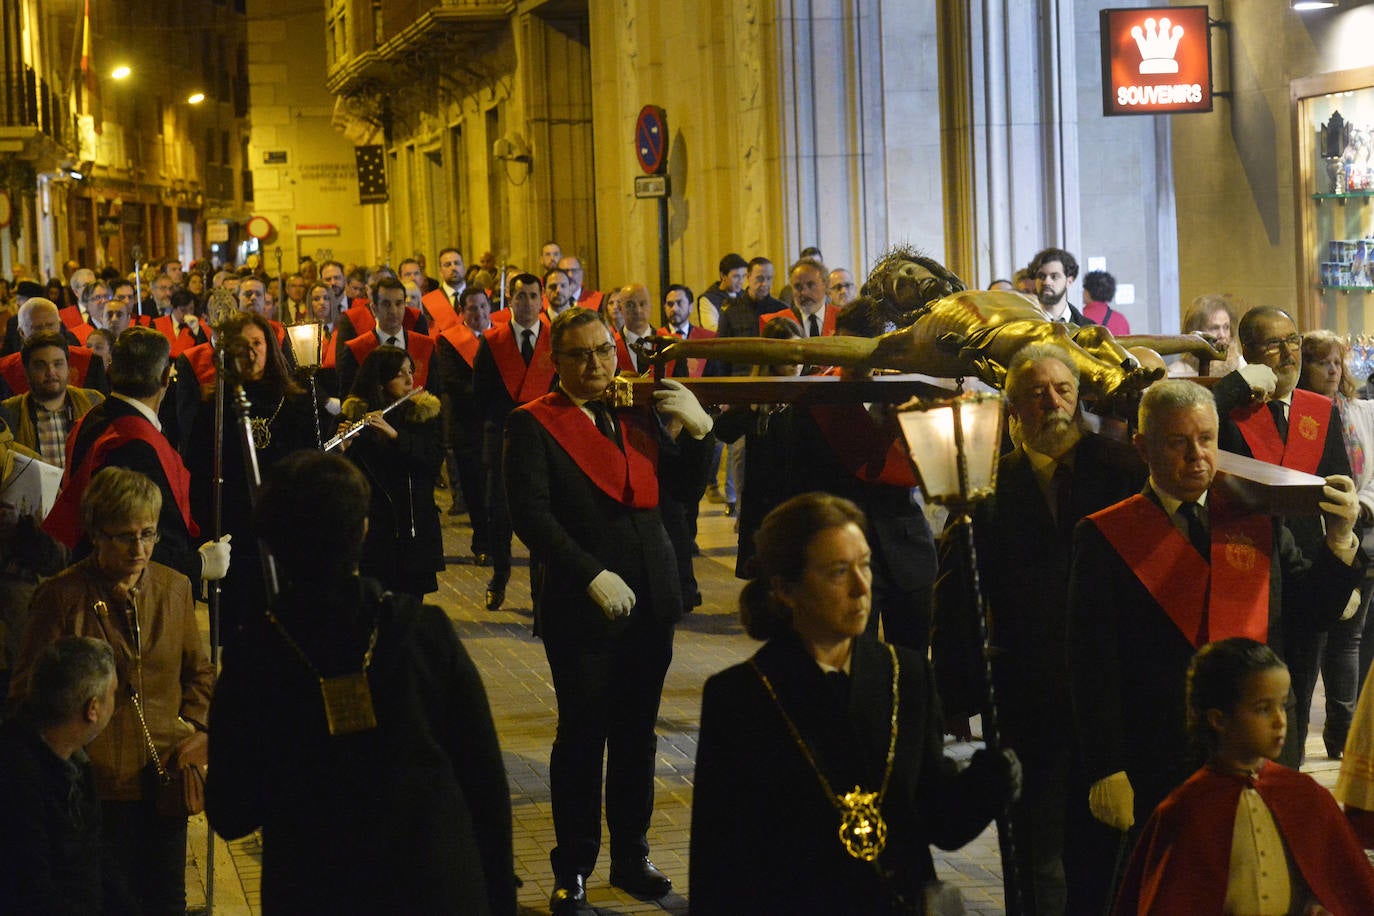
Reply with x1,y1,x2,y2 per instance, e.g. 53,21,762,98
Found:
100,528,161,549
1258,334,1302,356
555,343,616,364
829,282,856,292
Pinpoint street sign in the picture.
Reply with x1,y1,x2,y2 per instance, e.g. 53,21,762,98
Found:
634,175,670,199
635,105,668,175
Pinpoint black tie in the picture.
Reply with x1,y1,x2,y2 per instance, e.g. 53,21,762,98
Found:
1269,401,1289,441
521,329,534,365
1179,502,1209,559
386,335,398,348
809,314,821,338
588,400,620,446
452,291,459,309
1052,462,1074,539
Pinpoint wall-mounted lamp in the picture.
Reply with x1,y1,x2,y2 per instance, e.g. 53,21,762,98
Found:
187,92,206,105
1292,0,1338,10
492,133,532,164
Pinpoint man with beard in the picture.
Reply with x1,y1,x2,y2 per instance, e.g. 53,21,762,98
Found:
1030,247,1092,326
1211,305,1353,764
760,258,835,338
933,344,1142,914
2,333,105,467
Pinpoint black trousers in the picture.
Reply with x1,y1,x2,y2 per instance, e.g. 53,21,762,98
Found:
452,426,489,554
101,798,187,916
542,611,674,878
483,423,513,573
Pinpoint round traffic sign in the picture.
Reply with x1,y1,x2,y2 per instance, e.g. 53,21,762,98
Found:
635,106,668,175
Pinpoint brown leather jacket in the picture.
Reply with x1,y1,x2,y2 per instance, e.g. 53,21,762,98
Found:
10,557,214,801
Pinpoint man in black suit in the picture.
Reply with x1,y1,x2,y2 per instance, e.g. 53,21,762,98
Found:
435,287,493,560
1067,381,1362,863
1210,305,1354,762
41,327,230,589
505,308,712,914
934,344,1142,915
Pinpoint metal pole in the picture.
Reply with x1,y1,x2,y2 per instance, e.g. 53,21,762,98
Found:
131,245,145,318
274,246,284,323
952,399,1023,915
657,196,670,305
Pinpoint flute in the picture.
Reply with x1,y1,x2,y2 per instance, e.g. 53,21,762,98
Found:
322,389,420,452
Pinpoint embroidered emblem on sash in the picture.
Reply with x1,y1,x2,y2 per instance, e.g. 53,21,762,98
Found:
1225,533,1259,572
1298,414,1320,441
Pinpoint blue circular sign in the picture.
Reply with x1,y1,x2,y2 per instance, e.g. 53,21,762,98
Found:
635,105,668,175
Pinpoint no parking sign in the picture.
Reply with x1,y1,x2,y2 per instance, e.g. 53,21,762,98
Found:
635,106,668,175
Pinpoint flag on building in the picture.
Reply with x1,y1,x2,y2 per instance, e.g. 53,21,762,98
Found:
78,0,102,132
356,145,388,204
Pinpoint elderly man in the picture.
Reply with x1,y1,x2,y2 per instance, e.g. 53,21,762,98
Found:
827,267,857,309
934,344,1142,915
280,273,308,324
2,333,105,467
761,257,834,338
41,327,231,588
1211,305,1355,763
0,299,107,398
0,637,122,913
1067,381,1362,859
473,273,554,610
337,276,438,397
558,255,601,312
614,284,656,375
506,307,712,913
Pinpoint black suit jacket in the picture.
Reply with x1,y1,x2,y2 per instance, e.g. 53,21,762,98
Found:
690,633,1005,914
933,435,1143,745
66,396,201,583
1066,489,1364,819
504,401,708,639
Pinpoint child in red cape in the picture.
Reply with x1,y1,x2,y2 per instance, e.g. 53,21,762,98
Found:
1115,638,1374,915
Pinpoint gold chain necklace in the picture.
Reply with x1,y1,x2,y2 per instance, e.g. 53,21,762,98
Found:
266,608,381,735
750,642,900,861
249,396,285,450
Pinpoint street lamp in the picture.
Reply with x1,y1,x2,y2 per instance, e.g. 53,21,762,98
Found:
187,92,205,105
111,65,131,80
895,390,1023,914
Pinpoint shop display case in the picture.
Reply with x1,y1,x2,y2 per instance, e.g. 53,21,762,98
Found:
1294,66,1374,333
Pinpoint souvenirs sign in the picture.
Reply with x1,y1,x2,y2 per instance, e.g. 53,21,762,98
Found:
1100,6,1213,116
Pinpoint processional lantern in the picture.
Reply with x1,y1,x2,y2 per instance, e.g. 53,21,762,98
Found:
287,321,323,370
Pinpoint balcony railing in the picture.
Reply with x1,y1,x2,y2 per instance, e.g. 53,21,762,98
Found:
1,67,68,144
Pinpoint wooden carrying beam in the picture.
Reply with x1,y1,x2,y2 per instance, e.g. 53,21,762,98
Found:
608,373,964,407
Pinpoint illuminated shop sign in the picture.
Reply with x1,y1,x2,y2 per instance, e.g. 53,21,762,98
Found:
1100,6,1213,116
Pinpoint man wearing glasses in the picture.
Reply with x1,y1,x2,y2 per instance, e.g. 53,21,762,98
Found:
1212,304,1354,766
558,255,603,314
506,307,712,913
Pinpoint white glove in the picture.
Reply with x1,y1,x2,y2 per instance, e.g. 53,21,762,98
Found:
587,569,636,620
183,315,199,333
1238,364,1277,401
324,397,342,417
653,377,713,439
198,534,232,581
1088,771,1135,831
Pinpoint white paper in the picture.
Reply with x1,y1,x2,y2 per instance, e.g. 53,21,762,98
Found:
1,453,64,519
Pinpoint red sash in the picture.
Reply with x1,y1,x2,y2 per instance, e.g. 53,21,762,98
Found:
182,343,218,398
43,413,199,547
267,319,286,347
58,305,85,330
153,315,199,357
1232,389,1332,474
484,318,554,403
0,348,94,393
0,352,24,394
809,403,918,487
67,347,97,388
614,332,641,375
322,328,338,369
420,289,460,336
576,288,604,312
346,331,435,387
70,323,94,345
1089,493,1272,647
521,392,659,508
759,305,835,336
440,325,480,368
656,325,716,377
344,302,376,336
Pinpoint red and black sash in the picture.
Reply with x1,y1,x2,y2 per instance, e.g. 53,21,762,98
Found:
1089,492,1271,647
656,325,716,377
521,392,659,508
421,289,460,336
58,305,85,330
153,315,200,357
440,325,480,368
1232,389,1332,474
809,402,918,488
484,317,554,403
759,305,835,336
44,414,199,547
345,331,436,387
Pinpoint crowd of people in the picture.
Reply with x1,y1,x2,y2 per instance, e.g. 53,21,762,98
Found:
1,240,1374,915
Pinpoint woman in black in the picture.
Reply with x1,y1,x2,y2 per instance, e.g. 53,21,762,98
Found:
690,493,1020,914
186,310,321,633
340,345,445,599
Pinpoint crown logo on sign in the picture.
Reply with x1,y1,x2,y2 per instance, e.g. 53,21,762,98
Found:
1131,17,1184,75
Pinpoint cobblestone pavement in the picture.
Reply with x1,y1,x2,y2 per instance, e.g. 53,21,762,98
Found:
183,493,1350,915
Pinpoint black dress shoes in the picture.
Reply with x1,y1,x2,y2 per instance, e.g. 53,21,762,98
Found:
485,571,509,611
549,873,588,913
609,856,672,899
